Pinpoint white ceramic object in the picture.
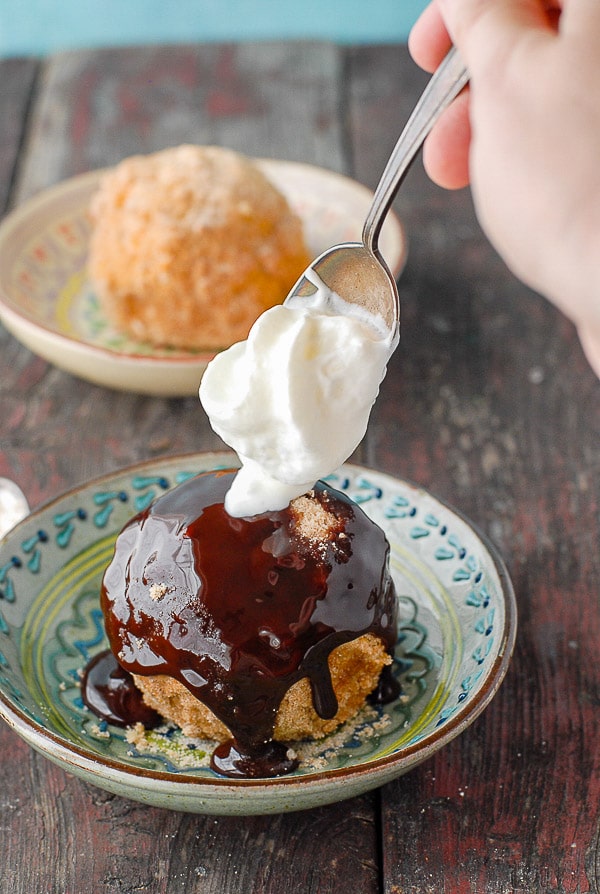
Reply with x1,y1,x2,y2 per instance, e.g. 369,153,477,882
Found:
0,478,29,537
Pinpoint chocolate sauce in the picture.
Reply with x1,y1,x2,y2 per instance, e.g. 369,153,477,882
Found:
368,663,401,706
81,648,162,728
99,470,398,778
211,739,299,779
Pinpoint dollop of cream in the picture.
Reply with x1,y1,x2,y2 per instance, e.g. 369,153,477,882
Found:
199,280,397,517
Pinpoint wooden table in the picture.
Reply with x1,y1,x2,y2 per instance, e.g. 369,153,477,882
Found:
1,43,599,894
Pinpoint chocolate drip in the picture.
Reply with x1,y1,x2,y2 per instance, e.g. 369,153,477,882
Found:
368,663,401,706
211,739,299,779
99,470,398,777
81,649,162,728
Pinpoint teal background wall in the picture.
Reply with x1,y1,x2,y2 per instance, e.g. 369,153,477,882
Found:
0,1,428,58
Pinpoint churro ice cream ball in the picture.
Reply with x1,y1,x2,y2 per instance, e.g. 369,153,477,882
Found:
88,145,310,350
99,470,399,778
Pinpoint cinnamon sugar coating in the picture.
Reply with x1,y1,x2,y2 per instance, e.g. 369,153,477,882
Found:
133,633,391,742
290,492,345,544
101,472,398,760
88,145,310,349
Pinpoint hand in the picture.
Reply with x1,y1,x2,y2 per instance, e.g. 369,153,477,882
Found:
409,0,600,377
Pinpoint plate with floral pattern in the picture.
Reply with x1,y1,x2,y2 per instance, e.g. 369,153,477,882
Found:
0,161,406,397
0,453,516,814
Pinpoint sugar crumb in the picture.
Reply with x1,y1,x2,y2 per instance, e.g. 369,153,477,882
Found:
119,702,393,774
90,723,111,739
149,583,169,601
125,722,212,769
290,494,342,544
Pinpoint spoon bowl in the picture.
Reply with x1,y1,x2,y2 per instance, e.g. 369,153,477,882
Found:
285,48,469,338
285,241,398,330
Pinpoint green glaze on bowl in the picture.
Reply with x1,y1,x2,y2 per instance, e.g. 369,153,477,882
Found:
0,453,516,814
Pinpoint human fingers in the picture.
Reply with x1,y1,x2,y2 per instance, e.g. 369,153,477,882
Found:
409,1,559,192
560,0,600,39
437,0,555,71
408,2,451,73
408,2,471,188
422,91,471,189
411,0,561,73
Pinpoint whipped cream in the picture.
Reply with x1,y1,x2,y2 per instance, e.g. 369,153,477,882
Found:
199,276,398,517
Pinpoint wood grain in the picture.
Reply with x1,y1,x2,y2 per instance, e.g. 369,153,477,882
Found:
0,58,38,213
348,44,600,894
14,41,346,202
0,42,378,894
0,41,599,894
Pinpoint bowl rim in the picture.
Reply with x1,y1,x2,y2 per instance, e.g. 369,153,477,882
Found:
0,169,218,367
0,161,407,369
0,453,517,793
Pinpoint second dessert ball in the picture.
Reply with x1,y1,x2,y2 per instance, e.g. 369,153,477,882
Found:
88,145,310,350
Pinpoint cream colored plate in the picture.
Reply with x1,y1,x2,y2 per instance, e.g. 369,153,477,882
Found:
0,161,407,397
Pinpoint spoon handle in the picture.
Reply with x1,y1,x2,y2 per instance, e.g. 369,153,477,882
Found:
362,47,469,255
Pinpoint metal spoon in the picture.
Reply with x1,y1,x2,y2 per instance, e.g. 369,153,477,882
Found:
284,48,469,336
0,477,29,538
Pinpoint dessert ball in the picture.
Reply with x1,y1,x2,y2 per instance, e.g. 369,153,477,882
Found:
99,470,399,778
88,145,310,350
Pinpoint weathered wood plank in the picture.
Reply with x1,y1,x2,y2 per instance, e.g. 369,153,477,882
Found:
0,57,38,212
0,57,47,512
1,40,350,499
14,41,347,202
0,42,381,894
3,39,599,894
348,44,600,893
3,761,379,894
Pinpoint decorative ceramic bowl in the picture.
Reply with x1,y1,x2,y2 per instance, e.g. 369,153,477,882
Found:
0,454,516,815
0,161,406,397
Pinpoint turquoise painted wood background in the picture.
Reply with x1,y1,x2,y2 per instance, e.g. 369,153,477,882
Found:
0,0,428,57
